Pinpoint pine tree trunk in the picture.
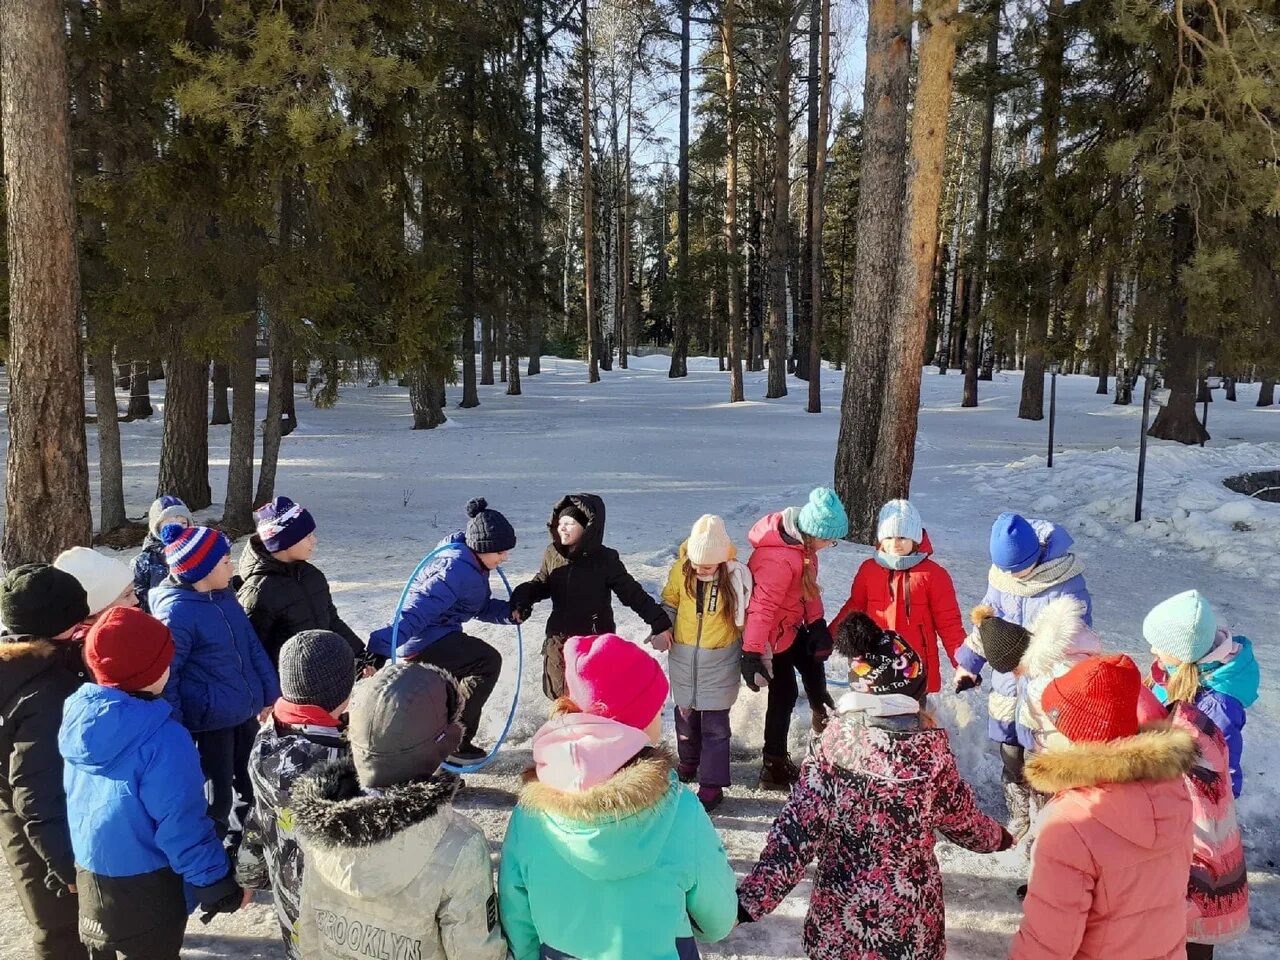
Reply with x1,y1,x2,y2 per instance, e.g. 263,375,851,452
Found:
723,0,745,403
210,361,231,424
1096,265,1115,394
527,0,546,378
255,174,295,505
874,0,960,506
409,365,448,429
91,348,127,533
669,0,692,379
765,10,794,400
221,315,257,536
1258,379,1275,407
1018,0,1064,421
460,63,481,407
157,354,212,510
807,0,831,414
480,310,495,385
581,0,600,383
127,360,153,419
1224,376,1236,401
1149,208,1209,444
0,0,93,562
834,0,912,542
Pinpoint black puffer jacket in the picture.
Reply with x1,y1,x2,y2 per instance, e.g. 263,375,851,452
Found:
0,636,88,891
237,536,365,666
511,494,671,642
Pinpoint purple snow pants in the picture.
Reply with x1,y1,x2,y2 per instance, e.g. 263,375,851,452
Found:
675,707,731,788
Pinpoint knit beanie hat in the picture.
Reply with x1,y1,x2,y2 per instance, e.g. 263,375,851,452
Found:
85,607,174,692
1143,590,1217,664
797,487,849,541
0,564,89,638
254,497,317,554
349,662,465,789
148,495,191,538
557,503,591,530
53,547,134,617
564,633,669,731
989,513,1041,573
876,499,924,546
972,605,1033,673
686,514,733,566
834,613,926,701
161,524,231,584
464,497,517,554
279,630,356,713
1041,654,1141,743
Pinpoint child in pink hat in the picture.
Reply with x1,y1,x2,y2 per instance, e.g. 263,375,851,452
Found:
498,634,737,960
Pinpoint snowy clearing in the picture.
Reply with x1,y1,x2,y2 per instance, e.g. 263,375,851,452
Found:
0,358,1275,959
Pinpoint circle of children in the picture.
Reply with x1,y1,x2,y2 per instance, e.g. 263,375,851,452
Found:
0,485,1260,960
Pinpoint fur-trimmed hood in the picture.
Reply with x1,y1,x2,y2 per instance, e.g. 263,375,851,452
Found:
1022,595,1101,676
0,636,83,707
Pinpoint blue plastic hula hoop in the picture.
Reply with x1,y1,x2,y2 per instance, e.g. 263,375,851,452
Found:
388,543,523,775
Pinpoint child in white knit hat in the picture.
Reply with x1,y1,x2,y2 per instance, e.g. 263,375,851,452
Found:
653,515,753,811
54,546,139,633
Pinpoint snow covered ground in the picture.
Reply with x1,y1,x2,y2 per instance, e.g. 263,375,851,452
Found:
0,357,1276,959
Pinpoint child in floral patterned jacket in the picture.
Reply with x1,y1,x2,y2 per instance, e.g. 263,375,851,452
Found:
737,613,1013,960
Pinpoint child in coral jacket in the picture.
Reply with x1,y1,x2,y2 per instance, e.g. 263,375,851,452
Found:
831,500,966,696
654,515,753,811
738,613,1011,960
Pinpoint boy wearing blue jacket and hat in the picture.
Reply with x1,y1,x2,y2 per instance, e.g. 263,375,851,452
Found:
61,607,248,959
368,497,516,764
150,525,280,850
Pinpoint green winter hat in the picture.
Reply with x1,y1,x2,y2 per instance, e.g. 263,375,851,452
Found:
1143,590,1217,664
797,487,849,541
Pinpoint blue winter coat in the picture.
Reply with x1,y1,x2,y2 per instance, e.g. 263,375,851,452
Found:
367,532,512,660
60,684,229,896
1153,636,1259,797
956,521,1093,746
150,579,281,732
132,535,169,614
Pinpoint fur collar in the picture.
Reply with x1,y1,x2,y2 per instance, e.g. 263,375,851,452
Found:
292,756,459,848
0,638,59,663
1023,596,1093,675
520,748,675,821
1025,722,1197,794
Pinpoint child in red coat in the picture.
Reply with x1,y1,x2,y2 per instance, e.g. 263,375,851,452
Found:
831,500,965,696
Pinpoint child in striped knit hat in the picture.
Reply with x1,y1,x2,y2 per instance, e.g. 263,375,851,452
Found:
150,525,280,853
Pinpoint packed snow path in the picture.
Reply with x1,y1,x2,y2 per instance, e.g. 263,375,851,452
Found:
0,358,1276,958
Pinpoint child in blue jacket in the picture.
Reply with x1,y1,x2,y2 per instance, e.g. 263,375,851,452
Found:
1145,589,1260,797
132,496,191,613
368,497,516,763
60,607,248,958
150,525,280,849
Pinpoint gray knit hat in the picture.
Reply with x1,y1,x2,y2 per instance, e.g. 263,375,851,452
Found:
349,662,465,789
279,630,356,713
464,497,516,554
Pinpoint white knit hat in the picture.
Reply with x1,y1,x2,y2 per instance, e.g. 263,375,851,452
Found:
876,500,924,545
686,515,733,566
53,547,134,616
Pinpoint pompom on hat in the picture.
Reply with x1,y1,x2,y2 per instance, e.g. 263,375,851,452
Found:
797,487,849,541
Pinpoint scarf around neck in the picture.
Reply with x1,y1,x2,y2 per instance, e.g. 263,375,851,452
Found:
876,550,927,572
273,697,342,729
988,552,1084,597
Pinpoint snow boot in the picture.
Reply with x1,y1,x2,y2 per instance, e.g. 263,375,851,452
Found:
449,742,488,766
677,762,698,784
759,753,800,791
1004,780,1032,841
696,785,724,812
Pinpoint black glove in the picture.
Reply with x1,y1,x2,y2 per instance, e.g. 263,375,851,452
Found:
996,827,1016,851
741,652,772,692
954,671,982,694
737,899,756,924
806,619,833,662
194,872,245,924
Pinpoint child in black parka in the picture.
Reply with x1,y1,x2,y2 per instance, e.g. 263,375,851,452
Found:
511,493,672,699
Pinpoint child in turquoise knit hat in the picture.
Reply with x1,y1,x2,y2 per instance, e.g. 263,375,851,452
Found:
1145,590,1260,797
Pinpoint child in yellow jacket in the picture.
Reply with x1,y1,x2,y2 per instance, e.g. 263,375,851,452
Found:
653,515,753,811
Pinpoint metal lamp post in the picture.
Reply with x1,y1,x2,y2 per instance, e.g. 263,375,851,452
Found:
1047,361,1060,467
1135,357,1157,522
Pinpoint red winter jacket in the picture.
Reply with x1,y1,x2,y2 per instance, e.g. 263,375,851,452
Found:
743,512,824,657
830,532,965,695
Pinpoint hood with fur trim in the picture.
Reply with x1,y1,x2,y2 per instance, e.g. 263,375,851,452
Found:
1027,723,1197,794
0,637,85,706
1022,595,1102,676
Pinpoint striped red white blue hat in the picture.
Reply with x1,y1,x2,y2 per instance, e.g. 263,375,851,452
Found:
161,524,230,584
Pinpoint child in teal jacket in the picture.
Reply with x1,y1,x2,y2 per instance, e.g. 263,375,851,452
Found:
498,633,737,960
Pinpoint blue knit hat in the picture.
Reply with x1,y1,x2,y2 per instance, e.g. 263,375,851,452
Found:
464,498,517,554
989,513,1040,572
876,500,923,545
797,487,849,541
1143,590,1218,663
255,496,317,553
162,524,231,584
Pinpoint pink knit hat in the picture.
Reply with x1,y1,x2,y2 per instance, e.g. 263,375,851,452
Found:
564,633,669,731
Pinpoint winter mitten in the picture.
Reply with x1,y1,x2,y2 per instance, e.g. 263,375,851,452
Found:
736,899,756,924
954,670,982,693
996,827,1016,851
195,873,246,924
806,619,834,661
741,651,772,692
